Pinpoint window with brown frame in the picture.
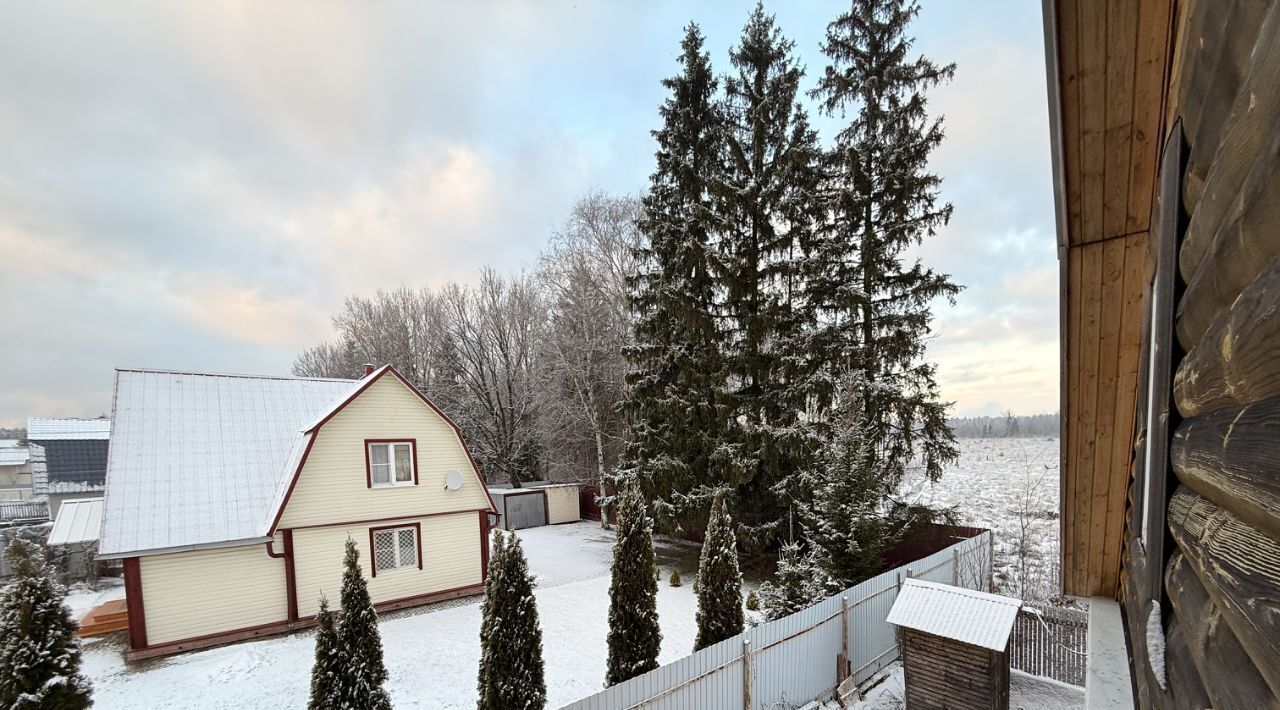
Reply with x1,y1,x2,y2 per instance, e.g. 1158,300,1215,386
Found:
366,440,416,488
370,524,421,576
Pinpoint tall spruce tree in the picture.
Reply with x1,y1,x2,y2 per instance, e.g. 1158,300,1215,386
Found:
810,0,961,484
693,490,744,650
605,487,661,686
336,537,392,710
308,594,343,710
0,537,92,710
619,22,730,532
477,531,546,710
712,3,822,543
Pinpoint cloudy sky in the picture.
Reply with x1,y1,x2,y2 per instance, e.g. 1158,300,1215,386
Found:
0,1,1057,428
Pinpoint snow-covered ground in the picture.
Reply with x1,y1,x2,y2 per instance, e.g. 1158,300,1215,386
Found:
899,437,1062,601
848,664,1083,709
74,523,723,710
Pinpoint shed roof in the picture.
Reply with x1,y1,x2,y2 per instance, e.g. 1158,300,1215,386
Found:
27,417,111,441
48,498,103,546
99,369,356,558
886,579,1022,652
0,448,29,466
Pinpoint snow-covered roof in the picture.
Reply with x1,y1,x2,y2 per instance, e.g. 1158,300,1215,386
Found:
0,448,29,466
49,498,103,546
0,439,20,448
99,369,356,558
27,417,111,441
886,579,1022,652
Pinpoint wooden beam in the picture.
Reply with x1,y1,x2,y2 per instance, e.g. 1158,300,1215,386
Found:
1078,0,1108,245
1163,614,1214,710
1179,5,1280,282
1165,551,1280,709
1175,249,1280,416
1177,122,1280,351
1171,396,1280,540
1167,486,1280,697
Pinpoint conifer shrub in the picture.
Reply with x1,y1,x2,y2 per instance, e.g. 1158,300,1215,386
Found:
606,487,661,686
477,531,546,710
308,594,342,710
694,490,744,650
336,537,391,710
668,569,682,587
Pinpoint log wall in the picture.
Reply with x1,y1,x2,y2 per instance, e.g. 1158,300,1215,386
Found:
1121,1,1280,704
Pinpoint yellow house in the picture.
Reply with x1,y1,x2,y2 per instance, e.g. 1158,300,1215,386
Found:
97,365,497,660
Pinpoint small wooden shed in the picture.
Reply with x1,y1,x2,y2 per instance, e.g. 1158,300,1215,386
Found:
886,579,1022,710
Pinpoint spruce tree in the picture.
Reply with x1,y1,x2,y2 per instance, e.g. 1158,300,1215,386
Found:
605,487,661,686
693,490,744,650
308,594,343,710
810,0,961,484
799,372,893,586
619,22,730,533
757,542,833,622
712,3,823,544
336,537,391,710
477,531,546,710
0,537,92,710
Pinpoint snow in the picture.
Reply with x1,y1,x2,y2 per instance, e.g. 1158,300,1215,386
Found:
78,523,710,709
848,664,1083,710
1145,601,1167,690
899,437,1063,601
886,579,1021,651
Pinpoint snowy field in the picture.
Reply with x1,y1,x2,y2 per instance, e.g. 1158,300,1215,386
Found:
898,437,1062,600
74,523,736,710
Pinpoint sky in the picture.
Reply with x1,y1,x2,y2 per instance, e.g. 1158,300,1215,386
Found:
0,0,1057,428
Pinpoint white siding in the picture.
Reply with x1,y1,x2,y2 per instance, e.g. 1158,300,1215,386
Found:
277,376,491,529
545,485,580,524
139,544,287,645
291,512,482,617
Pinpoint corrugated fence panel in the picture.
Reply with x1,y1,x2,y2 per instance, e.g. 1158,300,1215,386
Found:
561,531,994,710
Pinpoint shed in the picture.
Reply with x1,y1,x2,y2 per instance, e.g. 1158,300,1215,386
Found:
886,579,1022,710
537,483,580,524
47,497,103,581
489,488,548,531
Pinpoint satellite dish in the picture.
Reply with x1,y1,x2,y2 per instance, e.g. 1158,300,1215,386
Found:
444,470,464,491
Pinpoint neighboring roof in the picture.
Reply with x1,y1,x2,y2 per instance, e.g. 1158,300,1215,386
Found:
48,498,103,546
27,417,111,441
0,448,29,466
0,439,20,448
100,369,355,558
886,579,1022,652
0,500,49,523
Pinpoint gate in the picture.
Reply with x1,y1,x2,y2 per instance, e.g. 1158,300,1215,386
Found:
500,491,547,530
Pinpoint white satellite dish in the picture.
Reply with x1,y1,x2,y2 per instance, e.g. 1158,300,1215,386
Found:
444,470,464,491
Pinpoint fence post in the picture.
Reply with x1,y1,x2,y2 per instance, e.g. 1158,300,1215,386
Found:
839,595,851,681
988,531,995,592
742,639,752,710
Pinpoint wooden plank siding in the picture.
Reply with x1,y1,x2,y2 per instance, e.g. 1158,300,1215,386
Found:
1052,0,1173,598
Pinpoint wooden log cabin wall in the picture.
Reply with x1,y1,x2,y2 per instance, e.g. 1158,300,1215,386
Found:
1046,0,1280,706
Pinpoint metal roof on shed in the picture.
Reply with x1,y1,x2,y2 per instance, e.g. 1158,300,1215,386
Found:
886,579,1022,652
48,498,103,546
0,448,28,466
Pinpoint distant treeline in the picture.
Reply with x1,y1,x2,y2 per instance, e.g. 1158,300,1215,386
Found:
947,412,1059,438
0,428,25,440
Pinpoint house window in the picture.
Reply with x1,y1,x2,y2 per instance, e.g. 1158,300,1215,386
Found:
371,525,420,574
367,441,415,487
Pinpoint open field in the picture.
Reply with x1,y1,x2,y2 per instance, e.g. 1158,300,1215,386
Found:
899,437,1062,601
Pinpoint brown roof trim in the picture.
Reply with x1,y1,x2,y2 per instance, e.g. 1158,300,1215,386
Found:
286,508,489,532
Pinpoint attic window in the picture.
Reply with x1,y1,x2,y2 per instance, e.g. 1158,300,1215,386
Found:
367,441,416,487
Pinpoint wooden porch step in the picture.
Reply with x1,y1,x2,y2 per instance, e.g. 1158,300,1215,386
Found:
79,599,129,638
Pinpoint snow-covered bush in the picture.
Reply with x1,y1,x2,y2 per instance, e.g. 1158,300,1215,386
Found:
477,531,546,710
307,594,343,710
694,490,743,650
0,537,92,709
758,542,832,621
336,538,391,710
606,487,661,685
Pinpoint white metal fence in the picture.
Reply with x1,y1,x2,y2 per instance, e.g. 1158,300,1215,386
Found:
562,530,993,710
